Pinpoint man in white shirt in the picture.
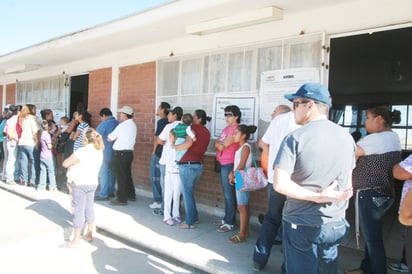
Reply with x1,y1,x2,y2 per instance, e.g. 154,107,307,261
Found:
253,105,299,271
108,106,137,205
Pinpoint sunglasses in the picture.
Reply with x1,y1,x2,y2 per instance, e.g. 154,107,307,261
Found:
293,100,310,109
224,113,234,117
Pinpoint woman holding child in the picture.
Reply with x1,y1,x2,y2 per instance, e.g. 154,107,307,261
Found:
174,109,211,229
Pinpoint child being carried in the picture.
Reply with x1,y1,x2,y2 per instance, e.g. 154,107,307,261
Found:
169,113,196,162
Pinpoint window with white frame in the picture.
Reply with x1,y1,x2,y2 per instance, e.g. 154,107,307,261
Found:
157,33,324,154
16,75,69,118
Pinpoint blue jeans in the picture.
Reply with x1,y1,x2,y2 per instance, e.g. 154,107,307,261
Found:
18,145,36,183
282,219,349,274
179,163,202,225
253,185,286,267
98,161,116,198
38,156,56,190
358,189,394,274
14,145,21,181
220,163,236,225
149,154,162,203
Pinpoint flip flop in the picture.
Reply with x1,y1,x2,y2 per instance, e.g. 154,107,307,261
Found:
178,223,196,229
229,234,246,244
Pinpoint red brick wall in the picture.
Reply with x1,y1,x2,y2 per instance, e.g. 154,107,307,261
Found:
0,85,3,106
118,62,156,190
88,68,112,128
5,83,16,105
115,61,269,216
198,155,268,216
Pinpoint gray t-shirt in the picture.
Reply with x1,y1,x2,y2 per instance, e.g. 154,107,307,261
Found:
274,119,356,225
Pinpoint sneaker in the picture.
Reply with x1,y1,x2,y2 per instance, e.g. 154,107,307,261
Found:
173,216,182,224
388,262,409,273
253,262,264,271
164,219,174,226
152,208,164,216
149,201,162,209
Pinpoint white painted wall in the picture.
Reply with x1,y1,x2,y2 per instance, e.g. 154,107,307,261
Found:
1,0,411,83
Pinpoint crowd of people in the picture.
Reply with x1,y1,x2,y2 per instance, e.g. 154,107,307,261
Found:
2,82,412,272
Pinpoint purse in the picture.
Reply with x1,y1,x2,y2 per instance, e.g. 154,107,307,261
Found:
235,154,268,192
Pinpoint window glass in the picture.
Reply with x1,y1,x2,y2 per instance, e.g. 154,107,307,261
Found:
207,54,226,93
227,50,253,92
158,61,179,96
181,58,202,95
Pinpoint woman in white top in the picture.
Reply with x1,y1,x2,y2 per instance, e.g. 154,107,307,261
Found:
63,128,103,247
17,104,40,187
351,106,402,274
228,124,257,243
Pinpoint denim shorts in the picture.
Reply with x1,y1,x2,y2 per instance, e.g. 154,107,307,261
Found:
236,189,250,205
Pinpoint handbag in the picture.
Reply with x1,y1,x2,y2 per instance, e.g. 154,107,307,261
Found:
235,154,268,192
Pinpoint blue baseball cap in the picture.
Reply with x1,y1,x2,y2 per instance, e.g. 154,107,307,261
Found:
284,83,332,107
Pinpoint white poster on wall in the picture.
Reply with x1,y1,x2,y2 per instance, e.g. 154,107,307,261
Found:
213,96,258,141
260,68,320,122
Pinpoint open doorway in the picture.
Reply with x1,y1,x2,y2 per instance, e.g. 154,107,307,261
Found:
69,74,89,118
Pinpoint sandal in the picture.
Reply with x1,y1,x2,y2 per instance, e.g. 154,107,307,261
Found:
178,223,196,229
214,219,224,225
83,232,93,242
217,223,234,233
229,234,246,244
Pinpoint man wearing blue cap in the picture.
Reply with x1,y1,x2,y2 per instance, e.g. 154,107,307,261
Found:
273,82,356,274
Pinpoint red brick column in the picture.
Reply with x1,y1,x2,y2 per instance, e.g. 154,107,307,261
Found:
5,83,16,105
88,68,112,128
118,61,156,190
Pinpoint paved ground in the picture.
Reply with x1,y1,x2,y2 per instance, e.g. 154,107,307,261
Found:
0,181,406,274
0,188,204,274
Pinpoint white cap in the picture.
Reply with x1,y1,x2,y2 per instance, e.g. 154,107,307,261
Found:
117,106,134,116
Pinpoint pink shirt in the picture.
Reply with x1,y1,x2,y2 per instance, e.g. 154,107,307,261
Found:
216,124,239,165
4,115,19,145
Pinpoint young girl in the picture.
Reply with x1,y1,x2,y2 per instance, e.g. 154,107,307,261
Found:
37,120,57,191
71,111,91,152
228,124,257,243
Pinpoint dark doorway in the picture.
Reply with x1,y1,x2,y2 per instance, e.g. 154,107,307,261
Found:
69,74,89,118
329,26,412,105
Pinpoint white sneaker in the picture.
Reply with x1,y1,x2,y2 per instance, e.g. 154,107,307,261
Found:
149,202,161,209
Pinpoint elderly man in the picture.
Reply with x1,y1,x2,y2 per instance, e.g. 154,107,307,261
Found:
273,83,355,274
108,106,137,206
253,104,298,271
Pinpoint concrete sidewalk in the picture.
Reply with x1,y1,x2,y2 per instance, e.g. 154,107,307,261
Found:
0,182,400,274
